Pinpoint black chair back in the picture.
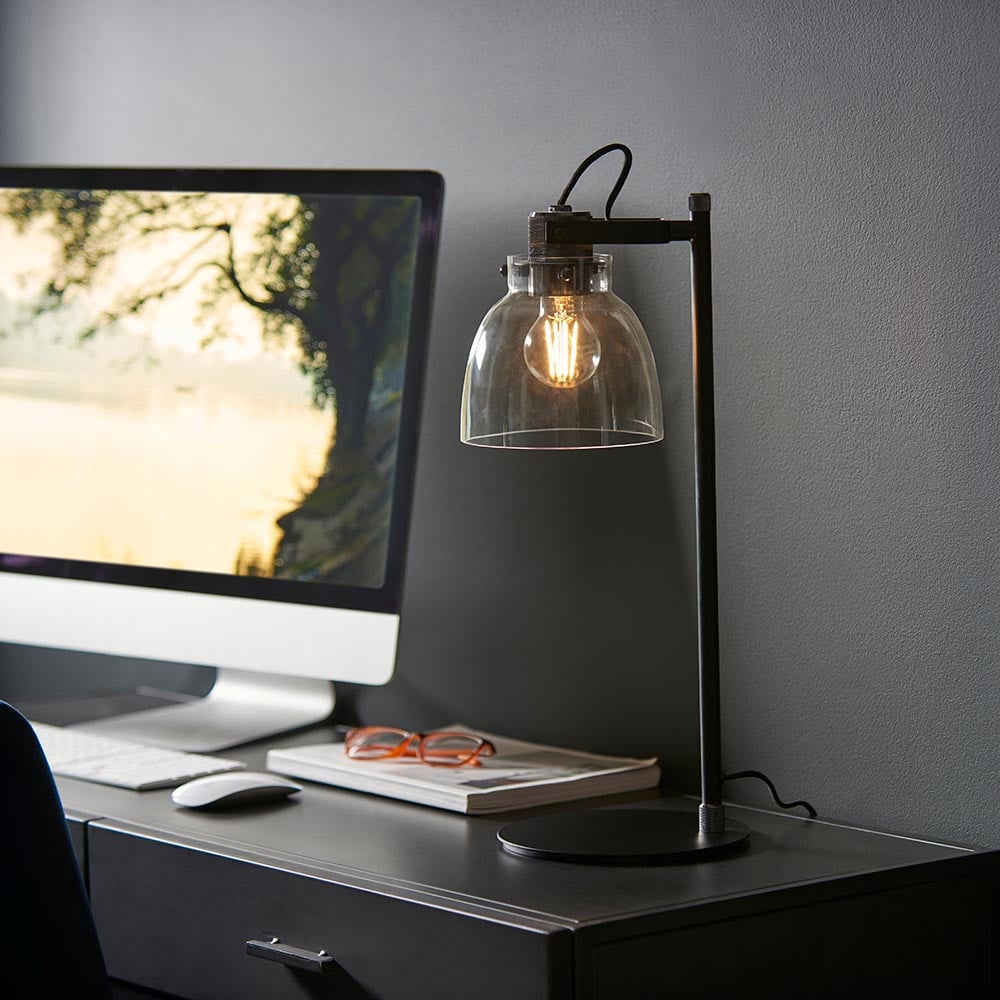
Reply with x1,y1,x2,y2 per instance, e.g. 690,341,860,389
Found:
0,701,112,998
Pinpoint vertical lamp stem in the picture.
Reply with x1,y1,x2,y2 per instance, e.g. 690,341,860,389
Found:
688,194,725,835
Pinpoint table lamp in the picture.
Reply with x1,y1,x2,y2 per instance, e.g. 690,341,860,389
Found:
460,143,750,863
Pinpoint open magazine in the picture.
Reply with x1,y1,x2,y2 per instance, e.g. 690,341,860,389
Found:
266,726,660,814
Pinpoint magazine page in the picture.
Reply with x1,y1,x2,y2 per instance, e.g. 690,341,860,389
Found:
392,727,657,791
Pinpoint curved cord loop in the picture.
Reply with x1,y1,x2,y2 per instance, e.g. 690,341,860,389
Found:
556,143,633,219
722,770,818,818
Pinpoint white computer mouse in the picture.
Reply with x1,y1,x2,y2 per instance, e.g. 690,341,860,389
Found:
171,771,302,810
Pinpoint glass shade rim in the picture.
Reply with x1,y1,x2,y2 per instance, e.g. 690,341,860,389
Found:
461,427,663,450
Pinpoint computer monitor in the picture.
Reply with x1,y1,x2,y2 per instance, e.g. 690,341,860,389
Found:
0,167,442,751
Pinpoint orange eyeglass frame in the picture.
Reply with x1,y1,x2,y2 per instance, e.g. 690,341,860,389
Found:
344,726,497,767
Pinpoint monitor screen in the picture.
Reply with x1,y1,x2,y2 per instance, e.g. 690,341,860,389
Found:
0,167,443,750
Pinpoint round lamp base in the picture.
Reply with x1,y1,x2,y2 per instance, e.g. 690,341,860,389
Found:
497,808,750,865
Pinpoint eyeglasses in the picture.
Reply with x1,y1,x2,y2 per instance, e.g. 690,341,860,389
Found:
344,726,496,767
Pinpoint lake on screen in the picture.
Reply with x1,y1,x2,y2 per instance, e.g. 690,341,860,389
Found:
0,368,335,576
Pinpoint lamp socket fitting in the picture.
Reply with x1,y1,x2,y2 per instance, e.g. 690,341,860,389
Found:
528,207,594,258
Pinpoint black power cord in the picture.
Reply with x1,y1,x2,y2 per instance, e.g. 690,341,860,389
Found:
722,770,818,818
556,142,634,219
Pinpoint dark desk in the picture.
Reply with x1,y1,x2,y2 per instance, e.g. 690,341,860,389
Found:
56,726,998,999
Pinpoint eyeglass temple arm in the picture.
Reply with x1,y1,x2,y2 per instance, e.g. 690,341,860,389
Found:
539,197,726,836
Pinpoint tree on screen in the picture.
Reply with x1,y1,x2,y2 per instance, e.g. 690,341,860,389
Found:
0,187,418,452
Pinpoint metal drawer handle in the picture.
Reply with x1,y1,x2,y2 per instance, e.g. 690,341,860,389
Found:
246,936,336,974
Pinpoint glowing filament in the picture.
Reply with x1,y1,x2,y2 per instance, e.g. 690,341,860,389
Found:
523,295,601,389
543,312,579,386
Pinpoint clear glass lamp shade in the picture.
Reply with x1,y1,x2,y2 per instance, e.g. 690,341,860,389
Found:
461,255,663,449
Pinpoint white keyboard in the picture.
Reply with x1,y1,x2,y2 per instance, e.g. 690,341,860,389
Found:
30,721,246,791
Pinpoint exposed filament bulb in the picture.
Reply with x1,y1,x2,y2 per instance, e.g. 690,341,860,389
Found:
543,310,579,384
523,296,601,389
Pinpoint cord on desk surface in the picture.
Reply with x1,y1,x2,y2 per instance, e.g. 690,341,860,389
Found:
723,770,818,818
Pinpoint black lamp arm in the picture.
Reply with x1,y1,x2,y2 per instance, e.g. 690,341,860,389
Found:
531,214,695,247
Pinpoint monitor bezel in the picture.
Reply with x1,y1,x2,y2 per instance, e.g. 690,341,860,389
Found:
0,165,443,616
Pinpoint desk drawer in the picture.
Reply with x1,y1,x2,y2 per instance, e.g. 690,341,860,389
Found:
88,823,570,1000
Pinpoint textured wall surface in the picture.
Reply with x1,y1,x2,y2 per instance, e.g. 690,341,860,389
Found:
0,0,997,845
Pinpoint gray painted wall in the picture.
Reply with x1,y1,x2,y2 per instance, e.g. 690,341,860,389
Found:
1,0,997,846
